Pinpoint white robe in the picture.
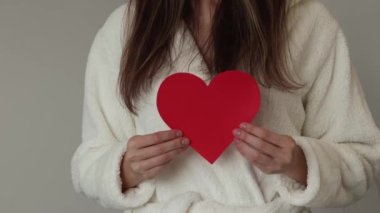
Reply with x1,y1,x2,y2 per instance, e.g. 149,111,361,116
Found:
70,0,380,212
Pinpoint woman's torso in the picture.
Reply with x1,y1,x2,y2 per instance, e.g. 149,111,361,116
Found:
127,20,310,213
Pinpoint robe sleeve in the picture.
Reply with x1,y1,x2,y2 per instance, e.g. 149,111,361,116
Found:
276,0,380,208
70,3,156,211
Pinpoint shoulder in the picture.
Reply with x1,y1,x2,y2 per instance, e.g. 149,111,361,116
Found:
85,2,135,77
287,0,340,39
286,0,347,89
88,1,136,67
97,1,135,47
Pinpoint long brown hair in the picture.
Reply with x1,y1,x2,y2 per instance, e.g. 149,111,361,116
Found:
118,0,303,115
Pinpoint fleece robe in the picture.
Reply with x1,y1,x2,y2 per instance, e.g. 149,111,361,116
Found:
70,0,380,212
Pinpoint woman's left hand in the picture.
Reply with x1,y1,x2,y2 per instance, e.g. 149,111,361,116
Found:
233,122,308,186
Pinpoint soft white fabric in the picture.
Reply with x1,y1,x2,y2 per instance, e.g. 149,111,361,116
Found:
70,0,380,212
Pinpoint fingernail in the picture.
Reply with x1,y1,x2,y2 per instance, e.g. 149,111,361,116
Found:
176,130,183,137
240,122,247,129
181,138,189,145
233,129,240,136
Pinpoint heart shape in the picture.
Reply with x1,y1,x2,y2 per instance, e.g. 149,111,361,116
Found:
156,70,261,164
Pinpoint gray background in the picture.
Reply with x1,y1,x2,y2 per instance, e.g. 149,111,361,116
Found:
0,0,378,212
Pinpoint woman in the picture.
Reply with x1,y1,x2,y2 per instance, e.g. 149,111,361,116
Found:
71,0,380,212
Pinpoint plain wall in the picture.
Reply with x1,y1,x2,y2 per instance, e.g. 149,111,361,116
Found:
0,0,378,212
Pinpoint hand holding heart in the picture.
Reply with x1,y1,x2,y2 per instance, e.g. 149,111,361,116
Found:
233,122,308,186
121,129,190,191
156,70,308,185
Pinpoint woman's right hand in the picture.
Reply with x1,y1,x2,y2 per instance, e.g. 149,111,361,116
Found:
120,129,190,192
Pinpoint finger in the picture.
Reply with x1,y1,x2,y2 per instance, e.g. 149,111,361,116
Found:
137,147,186,171
136,137,190,160
233,132,280,158
235,139,272,165
239,123,283,147
137,129,183,148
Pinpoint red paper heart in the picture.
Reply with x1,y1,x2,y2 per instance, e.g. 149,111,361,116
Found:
156,70,261,164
